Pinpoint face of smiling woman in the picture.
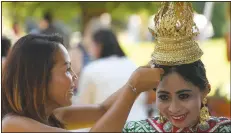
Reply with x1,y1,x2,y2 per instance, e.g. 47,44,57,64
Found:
156,72,208,128
47,44,77,108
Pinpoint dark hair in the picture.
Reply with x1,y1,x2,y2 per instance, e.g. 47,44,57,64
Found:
92,29,125,58
43,11,53,24
1,36,11,57
157,60,209,91
2,34,65,128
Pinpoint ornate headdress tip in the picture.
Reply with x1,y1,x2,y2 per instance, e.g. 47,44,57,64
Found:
149,2,203,66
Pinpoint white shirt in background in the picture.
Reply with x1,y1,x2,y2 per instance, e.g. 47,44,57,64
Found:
71,56,147,132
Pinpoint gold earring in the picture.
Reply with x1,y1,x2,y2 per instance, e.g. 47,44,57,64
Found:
157,110,165,123
198,98,210,131
160,114,165,123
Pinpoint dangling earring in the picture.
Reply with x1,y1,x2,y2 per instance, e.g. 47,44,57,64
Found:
160,114,165,123
157,110,165,123
198,98,210,131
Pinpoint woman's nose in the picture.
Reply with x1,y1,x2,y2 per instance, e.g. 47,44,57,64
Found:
168,100,181,114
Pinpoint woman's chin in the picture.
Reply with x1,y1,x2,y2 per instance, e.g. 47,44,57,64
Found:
173,124,187,129
61,99,72,107
65,100,72,106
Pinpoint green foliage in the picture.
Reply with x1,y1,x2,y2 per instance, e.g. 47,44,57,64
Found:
3,2,80,22
3,2,228,38
192,2,205,13
2,2,160,24
211,2,228,38
192,2,229,38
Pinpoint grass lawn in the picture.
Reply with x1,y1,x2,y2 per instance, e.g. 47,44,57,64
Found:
120,39,230,100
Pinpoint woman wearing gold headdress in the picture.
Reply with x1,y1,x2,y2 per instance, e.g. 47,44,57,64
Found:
123,2,231,132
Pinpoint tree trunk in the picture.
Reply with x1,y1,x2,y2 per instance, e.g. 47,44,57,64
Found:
79,2,107,35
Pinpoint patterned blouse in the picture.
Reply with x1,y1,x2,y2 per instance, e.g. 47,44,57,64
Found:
123,116,231,132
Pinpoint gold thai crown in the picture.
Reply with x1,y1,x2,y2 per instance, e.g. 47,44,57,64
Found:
149,2,203,66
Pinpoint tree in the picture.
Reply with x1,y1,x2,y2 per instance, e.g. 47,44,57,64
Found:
2,1,161,33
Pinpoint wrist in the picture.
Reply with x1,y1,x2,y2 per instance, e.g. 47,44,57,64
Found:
126,83,141,96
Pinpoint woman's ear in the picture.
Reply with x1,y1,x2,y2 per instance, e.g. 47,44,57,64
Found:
202,83,211,98
207,84,211,93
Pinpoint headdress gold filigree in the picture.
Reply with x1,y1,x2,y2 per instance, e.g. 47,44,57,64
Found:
149,2,203,66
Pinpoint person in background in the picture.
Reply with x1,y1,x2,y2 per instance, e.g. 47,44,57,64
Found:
25,17,40,34
68,17,105,94
11,21,24,43
39,11,70,49
75,29,147,124
1,36,11,69
12,22,21,37
39,11,58,34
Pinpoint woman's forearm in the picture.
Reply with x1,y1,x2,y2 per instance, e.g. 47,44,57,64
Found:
90,84,139,132
99,87,124,112
53,86,127,130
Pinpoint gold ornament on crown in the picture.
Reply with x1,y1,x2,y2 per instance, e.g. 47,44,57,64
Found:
149,2,203,66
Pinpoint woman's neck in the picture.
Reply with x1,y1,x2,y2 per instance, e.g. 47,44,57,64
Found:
45,101,60,119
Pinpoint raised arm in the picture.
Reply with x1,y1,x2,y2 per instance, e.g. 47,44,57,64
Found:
2,88,122,132
3,67,163,132
54,66,163,131
90,83,139,132
53,87,123,129
90,67,164,132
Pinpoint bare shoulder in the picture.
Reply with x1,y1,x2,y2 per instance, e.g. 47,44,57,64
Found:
2,115,68,132
2,115,29,132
